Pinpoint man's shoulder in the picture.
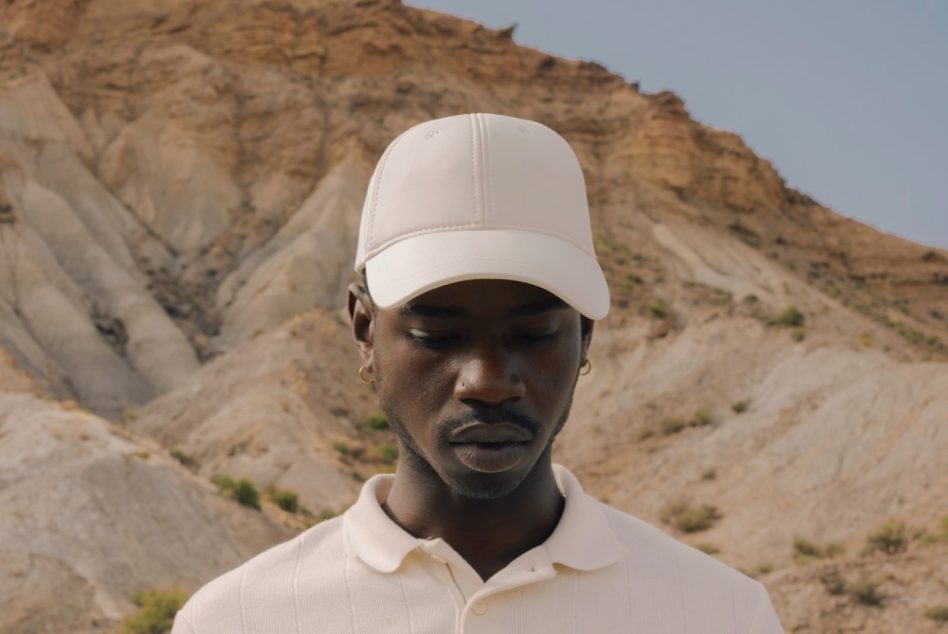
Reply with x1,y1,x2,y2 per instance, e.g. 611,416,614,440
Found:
596,500,768,599
173,516,346,633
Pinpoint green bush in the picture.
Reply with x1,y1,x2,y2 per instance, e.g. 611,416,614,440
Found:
661,418,687,435
731,399,750,414
772,306,806,327
925,604,948,622
170,450,197,471
233,479,261,510
366,414,389,431
660,500,722,533
848,578,883,606
211,474,236,494
269,488,299,513
690,409,713,427
792,536,844,561
819,570,846,596
211,475,260,510
643,298,672,320
792,536,823,560
120,586,189,634
693,542,720,555
378,443,399,464
863,519,908,555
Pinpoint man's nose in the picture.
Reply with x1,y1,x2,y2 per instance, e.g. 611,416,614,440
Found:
453,344,526,406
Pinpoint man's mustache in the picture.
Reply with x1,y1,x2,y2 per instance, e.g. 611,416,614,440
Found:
436,406,541,441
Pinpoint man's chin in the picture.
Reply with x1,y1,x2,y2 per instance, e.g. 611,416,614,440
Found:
441,472,527,501
436,459,537,501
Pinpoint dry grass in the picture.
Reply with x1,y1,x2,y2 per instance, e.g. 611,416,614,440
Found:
660,500,722,533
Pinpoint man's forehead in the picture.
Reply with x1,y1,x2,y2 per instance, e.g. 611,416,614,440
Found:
397,280,571,317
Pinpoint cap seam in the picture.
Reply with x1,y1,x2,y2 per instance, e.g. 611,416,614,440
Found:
470,114,481,224
479,113,492,224
364,223,596,261
367,130,409,252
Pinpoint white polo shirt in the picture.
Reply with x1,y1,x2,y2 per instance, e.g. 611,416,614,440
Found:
172,465,783,633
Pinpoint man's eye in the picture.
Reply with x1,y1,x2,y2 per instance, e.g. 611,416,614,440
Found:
516,330,557,343
408,330,457,348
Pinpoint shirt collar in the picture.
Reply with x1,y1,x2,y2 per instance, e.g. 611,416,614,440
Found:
343,463,628,574
544,463,629,571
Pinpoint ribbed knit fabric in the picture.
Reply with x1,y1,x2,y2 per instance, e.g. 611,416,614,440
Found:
173,465,783,633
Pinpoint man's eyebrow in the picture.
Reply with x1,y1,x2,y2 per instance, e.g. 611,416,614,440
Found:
509,298,570,316
399,304,466,318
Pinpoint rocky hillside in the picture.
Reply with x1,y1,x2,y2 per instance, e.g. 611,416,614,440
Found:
1,0,946,631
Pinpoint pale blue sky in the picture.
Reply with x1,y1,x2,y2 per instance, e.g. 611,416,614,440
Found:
410,0,948,248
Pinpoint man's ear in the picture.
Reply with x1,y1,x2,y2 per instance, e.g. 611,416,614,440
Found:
348,282,375,366
579,315,595,360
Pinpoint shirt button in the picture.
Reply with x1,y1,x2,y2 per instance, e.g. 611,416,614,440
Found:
472,600,487,615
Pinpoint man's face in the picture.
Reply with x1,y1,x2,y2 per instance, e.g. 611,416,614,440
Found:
350,279,593,500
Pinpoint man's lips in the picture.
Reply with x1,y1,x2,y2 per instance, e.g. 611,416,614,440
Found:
447,422,533,444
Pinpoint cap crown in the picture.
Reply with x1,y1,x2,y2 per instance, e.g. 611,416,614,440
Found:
355,113,595,269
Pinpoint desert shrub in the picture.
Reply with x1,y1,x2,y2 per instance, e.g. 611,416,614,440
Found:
170,450,197,470
233,479,261,510
864,519,908,555
211,474,236,494
269,489,299,513
660,500,722,533
332,440,351,456
731,399,750,414
700,468,717,481
772,306,806,327
792,537,823,560
693,542,720,555
793,537,845,561
661,418,687,435
848,578,883,606
819,570,846,596
318,508,337,521
823,542,845,557
643,298,672,320
366,414,389,431
212,475,260,510
130,451,150,460
378,443,399,464
637,427,655,441
120,586,189,634
690,408,713,427
925,605,948,622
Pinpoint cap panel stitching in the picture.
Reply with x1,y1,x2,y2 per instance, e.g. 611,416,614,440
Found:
480,113,493,224
367,130,409,252
470,113,481,223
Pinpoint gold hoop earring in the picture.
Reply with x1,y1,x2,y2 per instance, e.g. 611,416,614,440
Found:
580,359,592,375
358,365,374,384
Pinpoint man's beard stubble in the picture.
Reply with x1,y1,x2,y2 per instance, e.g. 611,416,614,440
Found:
373,366,578,500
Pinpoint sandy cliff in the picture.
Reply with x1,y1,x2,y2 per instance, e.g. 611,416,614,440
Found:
0,0,946,631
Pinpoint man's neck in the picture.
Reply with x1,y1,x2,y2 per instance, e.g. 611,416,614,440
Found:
380,453,565,582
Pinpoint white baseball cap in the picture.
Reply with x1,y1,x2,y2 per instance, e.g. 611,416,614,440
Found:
354,113,610,319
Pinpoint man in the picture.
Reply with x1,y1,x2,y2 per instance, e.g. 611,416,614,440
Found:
173,113,783,633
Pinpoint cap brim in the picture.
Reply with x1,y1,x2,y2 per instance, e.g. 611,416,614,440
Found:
364,229,610,319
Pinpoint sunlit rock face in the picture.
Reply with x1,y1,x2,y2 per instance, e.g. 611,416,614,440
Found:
0,1,946,631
